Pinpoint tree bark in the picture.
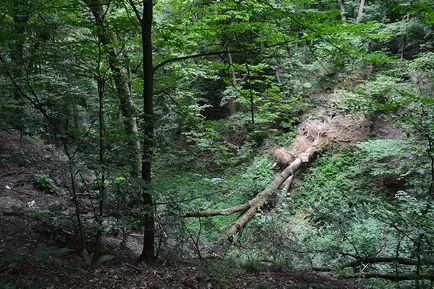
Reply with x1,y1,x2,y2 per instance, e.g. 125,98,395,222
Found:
342,256,420,267
85,0,142,177
344,272,434,281
356,0,366,23
10,0,29,137
224,42,237,115
219,146,318,243
183,203,250,217
338,0,347,21
183,173,295,218
140,0,155,260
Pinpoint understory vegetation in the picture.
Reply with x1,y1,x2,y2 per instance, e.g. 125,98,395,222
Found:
0,0,433,288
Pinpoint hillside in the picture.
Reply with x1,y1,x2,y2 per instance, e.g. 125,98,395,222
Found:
0,0,433,288
0,130,368,289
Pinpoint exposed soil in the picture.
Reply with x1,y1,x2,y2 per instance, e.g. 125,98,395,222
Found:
299,92,403,144
0,132,60,214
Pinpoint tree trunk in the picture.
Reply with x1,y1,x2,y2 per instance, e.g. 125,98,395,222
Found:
85,0,142,177
219,146,318,243
400,14,410,60
338,0,347,21
183,203,250,217
275,68,282,85
224,42,237,115
11,0,29,136
140,0,155,260
183,175,294,218
93,68,106,260
356,0,366,23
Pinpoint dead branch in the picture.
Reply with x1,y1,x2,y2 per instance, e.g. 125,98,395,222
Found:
219,146,318,243
342,256,420,268
344,271,434,281
281,175,294,193
271,175,295,214
313,256,426,273
182,202,250,217
124,263,143,272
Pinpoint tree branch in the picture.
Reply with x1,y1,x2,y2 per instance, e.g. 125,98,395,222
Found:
125,0,142,23
152,40,295,74
182,202,250,217
344,271,434,281
218,145,319,243
342,256,420,268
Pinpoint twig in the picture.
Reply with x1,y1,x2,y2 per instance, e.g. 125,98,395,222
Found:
124,263,143,272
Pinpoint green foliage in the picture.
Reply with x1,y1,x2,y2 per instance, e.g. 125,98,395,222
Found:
0,1,432,288
242,258,263,273
232,155,275,196
1,246,28,267
0,279,39,289
200,260,237,287
293,150,361,213
33,174,57,194
255,281,272,289
34,243,72,265
282,133,433,284
1,242,73,279
81,249,114,266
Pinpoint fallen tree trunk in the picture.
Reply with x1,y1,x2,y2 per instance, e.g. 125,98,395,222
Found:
182,202,250,217
219,146,318,243
313,256,422,272
343,256,420,267
344,271,434,281
183,173,294,218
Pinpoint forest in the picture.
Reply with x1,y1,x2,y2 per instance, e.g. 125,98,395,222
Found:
0,0,433,288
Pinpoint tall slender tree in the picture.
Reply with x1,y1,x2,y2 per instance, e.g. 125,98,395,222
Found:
84,0,142,178
125,0,155,259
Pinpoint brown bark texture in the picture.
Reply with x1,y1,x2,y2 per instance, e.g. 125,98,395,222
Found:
139,0,155,260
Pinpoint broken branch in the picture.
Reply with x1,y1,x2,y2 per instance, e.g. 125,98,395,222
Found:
182,202,250,217
219,146,318,243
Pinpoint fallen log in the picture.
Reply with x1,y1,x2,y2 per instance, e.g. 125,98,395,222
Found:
182,168,295,219
219,145,318,243
342,256,420,267
182,202,250,217
344,271,434,281
313,256,422,272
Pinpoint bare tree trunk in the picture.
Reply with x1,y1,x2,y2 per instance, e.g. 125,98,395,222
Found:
140,0,155,260
338,0,347,21
219,146,318,243
224,42,237,115
85,0,142,177
183,203,250,217
63,143,86,251
275,68,282,85
93,56,106,260
400,14,410,60
123,0,155,262
11,0,29,138
356,0,366,23
184,174,295,218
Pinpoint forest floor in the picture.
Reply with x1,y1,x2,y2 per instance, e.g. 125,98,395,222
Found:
0,132,369,289
0,84,403,289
